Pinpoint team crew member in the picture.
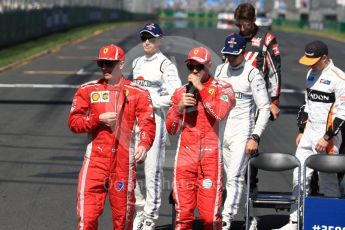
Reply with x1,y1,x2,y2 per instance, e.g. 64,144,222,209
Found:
166,47,236,230
276,41,345,230
68,44,156,230
234,3,281,119
215,33,270,230
132,23,182,230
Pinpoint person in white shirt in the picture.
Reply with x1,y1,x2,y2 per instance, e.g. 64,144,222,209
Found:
275,41,344,230
132,23,182,230
215,33,270,230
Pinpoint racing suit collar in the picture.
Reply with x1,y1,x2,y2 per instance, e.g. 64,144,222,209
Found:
202,75,213,86
322,59,333,73
103,76,126,89
313,59,333,75
144,51,161,61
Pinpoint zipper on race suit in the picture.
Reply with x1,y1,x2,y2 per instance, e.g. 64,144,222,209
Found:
111,90,119,153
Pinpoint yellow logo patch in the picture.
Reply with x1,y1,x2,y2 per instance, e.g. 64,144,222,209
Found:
103,48,108,54
91,92,100,102
208,88,215,95
193,49,199,55
91,91,110,103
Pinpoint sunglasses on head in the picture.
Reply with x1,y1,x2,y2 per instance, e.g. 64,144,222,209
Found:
140,35,156,42
97,60,118,68
186,63,205,71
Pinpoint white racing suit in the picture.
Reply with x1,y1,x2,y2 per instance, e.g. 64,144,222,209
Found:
215,60,270,220
132,51,182,220
289,60,345,222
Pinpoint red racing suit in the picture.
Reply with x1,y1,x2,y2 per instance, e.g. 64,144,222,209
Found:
166,77,235,230
68,77,156,230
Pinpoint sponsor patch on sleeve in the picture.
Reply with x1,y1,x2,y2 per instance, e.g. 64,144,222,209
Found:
264,33,274,46
272,44,280,56
256,83,266,92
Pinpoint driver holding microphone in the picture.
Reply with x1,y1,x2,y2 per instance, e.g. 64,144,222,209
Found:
166,47,236,229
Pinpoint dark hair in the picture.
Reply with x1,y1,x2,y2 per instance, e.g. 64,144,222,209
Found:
234,3,256,21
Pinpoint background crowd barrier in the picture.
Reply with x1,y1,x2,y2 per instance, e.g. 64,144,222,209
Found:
0,7,155,48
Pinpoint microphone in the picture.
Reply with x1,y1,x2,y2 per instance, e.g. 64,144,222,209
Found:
185,82,198,115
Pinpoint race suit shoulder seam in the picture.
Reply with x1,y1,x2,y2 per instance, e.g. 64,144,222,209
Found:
247,68,257,83
80,80,100,88
331,68,345,81
125,83,147,93
132,56,143,69
215,63,227,78
160,58,169,73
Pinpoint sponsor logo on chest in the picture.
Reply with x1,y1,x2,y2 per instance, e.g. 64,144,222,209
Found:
309,93,330,101
91,91,110,103
307,89,335,103
320,79,331,85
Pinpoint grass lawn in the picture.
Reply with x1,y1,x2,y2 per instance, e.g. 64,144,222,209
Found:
273,25,345,43
0,21,136,71
1,21,344,71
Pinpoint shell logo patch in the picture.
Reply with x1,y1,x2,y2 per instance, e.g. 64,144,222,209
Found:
91,92,100,102
194,49,199,55
208,88,215,95
103,48,108,54
124,89,129,96
91,91,110,103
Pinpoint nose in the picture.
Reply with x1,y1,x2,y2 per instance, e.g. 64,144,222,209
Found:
239,25,246,31
192,68,199,73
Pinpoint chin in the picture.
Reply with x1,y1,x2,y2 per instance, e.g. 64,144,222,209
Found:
103,74,112,80
144,49,153,54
